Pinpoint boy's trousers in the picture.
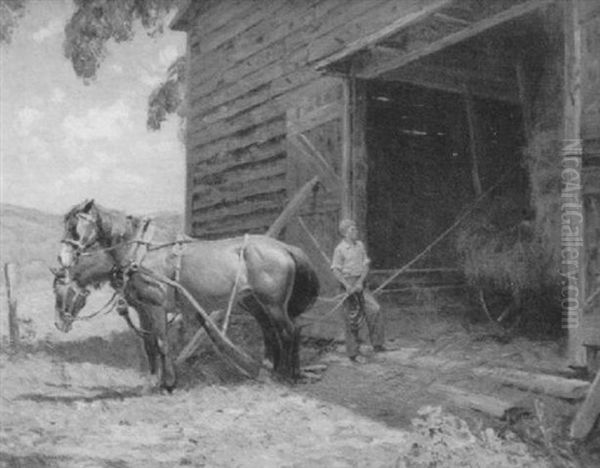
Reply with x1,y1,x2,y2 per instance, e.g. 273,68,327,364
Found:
342,287,384,358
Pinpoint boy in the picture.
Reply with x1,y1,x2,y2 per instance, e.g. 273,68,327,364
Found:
331,219,385,363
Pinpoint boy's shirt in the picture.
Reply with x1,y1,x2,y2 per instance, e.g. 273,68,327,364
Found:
331,239,370,277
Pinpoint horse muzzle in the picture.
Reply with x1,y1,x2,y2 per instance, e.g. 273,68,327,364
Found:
54,310,74,333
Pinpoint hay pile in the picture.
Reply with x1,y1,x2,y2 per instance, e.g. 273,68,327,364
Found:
456,192,553,299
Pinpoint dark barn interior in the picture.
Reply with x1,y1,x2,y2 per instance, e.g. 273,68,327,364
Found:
362,11,551,273
365,82,527,269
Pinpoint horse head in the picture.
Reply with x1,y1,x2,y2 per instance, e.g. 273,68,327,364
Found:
63,198,102,253
52,266,90,333
52,240,116,333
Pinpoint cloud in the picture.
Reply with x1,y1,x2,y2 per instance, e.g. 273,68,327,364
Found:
32,19,62,43
112,171,145,186
24,136,52,161
158,45,179,68
51,88,66,104
67,167,101,184
93,150,117,167
62,100,132,143
139,70,162,88
17,107,43,136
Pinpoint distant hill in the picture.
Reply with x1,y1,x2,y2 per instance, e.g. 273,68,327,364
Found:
0,203,183,282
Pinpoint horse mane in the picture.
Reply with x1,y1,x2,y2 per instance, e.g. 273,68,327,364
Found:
64,200,140,247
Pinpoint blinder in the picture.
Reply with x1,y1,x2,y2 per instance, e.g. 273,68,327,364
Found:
53,269,91,331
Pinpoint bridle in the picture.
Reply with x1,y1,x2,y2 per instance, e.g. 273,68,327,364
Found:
53,272,91,325
54,211,157,336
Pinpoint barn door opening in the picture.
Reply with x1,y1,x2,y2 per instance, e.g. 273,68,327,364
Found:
285,78,346,292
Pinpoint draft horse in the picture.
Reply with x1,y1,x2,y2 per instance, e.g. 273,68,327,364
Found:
53,199,319,390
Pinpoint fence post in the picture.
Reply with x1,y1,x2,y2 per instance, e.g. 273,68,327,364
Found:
4,262,20,350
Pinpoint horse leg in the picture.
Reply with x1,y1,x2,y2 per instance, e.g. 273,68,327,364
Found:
243,242,299,380
239,295,279,369
135,308,159,375
141,303,177,392
257,302,300,381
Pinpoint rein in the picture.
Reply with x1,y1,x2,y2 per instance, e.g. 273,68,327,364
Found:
73,290,119,321
76,239,197,257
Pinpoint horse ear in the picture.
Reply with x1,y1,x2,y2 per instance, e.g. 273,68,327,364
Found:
82,199,95,213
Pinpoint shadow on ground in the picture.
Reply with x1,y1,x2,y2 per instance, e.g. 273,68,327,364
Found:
27,331,146,371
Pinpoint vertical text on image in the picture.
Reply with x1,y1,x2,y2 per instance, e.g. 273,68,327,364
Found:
560,139,583,329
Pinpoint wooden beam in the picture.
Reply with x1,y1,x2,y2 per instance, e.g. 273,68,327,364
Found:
570,369,600,439
516,55,533,141
287,134,342,189
471,367,590,400
563,0,586,366
139,268,261,378
381,63,520,103
341,77,352,219
431,384,527,419
315,0,453,71
352,0,556,79
266,176,320,238
176,310,225,365
297,216,333,266
463,86,483,196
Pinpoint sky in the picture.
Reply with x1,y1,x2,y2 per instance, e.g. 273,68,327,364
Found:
0,0,187,215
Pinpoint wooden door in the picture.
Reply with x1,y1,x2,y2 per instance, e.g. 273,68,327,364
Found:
285,77,346,293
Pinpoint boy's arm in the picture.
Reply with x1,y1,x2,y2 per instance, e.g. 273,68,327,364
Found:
332,268,353,291
355,242,370,291
331,244,353,291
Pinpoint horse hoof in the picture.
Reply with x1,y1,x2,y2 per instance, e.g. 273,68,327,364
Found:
161,377,177,394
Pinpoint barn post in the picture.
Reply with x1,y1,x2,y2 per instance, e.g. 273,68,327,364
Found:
341,74,353,220
183,22,194,237
563,0,586,366
346,71,368,237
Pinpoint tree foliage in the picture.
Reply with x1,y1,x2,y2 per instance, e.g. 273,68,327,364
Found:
63,0,177,82
147,54,186,131
2,0,185,130
0,0,27,44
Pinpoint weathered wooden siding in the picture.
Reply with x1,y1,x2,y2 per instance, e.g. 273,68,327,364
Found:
180,0,449,238
581,0,600,346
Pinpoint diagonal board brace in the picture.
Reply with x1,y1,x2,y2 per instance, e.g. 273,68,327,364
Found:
288,133,341,189
267,176,320,238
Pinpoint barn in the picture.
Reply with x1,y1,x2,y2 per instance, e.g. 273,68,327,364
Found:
171,0,600,366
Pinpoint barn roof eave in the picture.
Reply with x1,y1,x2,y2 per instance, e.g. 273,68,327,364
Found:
170,0,208,32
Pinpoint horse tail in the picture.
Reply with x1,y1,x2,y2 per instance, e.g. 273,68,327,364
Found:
284,245,320,320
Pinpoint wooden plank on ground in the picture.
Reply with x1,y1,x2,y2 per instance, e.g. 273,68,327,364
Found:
472,367,590,400
431,383,527,419
570,369,600,439
381,349,591,400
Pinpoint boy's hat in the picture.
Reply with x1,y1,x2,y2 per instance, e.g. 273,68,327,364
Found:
339,219,356,235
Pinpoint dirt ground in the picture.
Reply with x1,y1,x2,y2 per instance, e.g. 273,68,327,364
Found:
1,278,598,467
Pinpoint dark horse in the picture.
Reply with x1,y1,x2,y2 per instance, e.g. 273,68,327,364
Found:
53,199,319,390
